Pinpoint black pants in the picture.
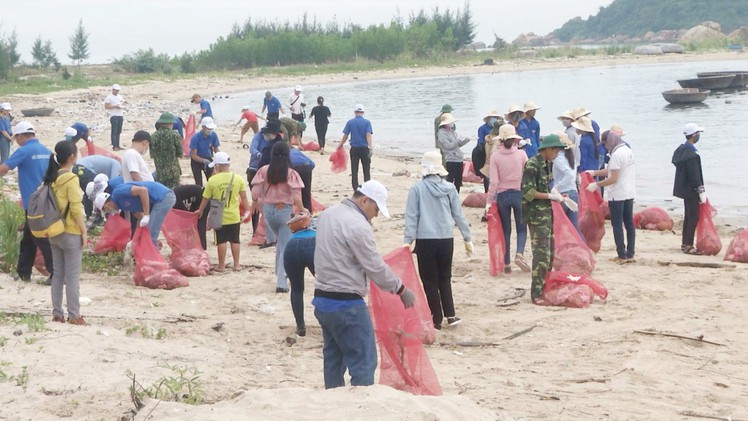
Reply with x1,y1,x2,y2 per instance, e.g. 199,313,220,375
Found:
110,116,123,148
349,146,371,191
414,238,455,327
315,124,328,148
445,161,463,193
292,164,313,211
683,197,700,246
17,212,53,279
482,176,489,193
267,112,279,120
246,167,258,233
190,159,213,187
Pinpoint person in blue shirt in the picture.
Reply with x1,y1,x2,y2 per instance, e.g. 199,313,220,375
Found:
283,210,315,336
191,94,213,119
189,117,221,186
290,147,315,211
95,181,176,246
0,122,54,283
247,130,266,235
338,104,373,191
476,110,503,192
76,155,121,180
0,103,13,164
172,115,185,139
573,116,605,173
261,91,284,121
517,101,541,158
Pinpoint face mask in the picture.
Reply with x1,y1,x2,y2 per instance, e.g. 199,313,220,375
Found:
450,124,456,130
488,117,497,125
561,119,571,128
692,133,700,143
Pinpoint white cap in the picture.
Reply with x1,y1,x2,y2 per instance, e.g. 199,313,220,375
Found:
200,116,217,129
357,180,390,218
94,193,111,212
683,123,705,136
241,105,250,110
294,85,302,92
112,83,121,90
0,102,12,111
64,127,78,137
354,104,365,113
12,121,35,136
208,151,230,168
85,177,108,198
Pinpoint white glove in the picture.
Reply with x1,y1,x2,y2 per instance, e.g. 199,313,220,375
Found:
464,241,474,257
139,215,150,227
548,192,563,202
563,197,579,212
699,192,706,204
518,139,531,148
586,182,598,193
485,203,492,214
402,242,414,252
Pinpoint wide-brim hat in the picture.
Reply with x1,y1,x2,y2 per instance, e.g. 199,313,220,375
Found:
421,150,448,176
610,124,626,136
498,124,522,140
538,134,567,151
572,107,591,119
556,132,573,149
483,110,502,121
571,116,594,133
440,104,454,113
524,101,541,112
439,113,457,127
504,104,524,120
557,110,575,121
156,112,175,125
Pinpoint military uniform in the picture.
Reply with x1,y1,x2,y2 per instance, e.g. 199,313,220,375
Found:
279,117,304,141
150,127,183,189
521,154,554,301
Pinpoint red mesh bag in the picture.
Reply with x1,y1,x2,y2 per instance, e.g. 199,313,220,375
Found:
94,214,131,254
79,144,122,162
301,141,321,151
329,147,348,173
552,202,595,274
183,114,195,157
486,203,505,276
633,207,674,231
369,247,441,395
578,172,605,253
461,162,483,184
461,192,487,208
696,199,722,255
132,227,189,290
161,210,210,277
542,270,608,308
249,214,267,246
34,249,50,276
724,228,748,263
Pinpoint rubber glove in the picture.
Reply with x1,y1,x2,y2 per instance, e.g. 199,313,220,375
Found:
399,287,416,309
563,197,579,212
464,241,474,257
139,215,150,227
699,192,706,204
586,182,598,193
518,139,531,148
548,191,564,202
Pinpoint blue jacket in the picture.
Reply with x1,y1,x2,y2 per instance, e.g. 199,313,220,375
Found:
403,175,471,244
248,132,265,170
290,148,315,168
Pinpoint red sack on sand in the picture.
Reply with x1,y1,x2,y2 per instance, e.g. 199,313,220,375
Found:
329,147,348,173
79,145,122,162
369,247,441,395
249,214,267,246
462,192,488,208
696,199,722,255
724,228,748,263
461,162,483,184
633,207,674,231
301,141,321,151
34,249,50,276
552,202,595,274
578,173,605,253
183,114,195,157
486,203,505,276
161,210,210,276
94,214,131,254
542,271,607,308
132,227,189,290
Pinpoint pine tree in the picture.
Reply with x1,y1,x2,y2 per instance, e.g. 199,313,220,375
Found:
7,29,20,66
68,19,90,67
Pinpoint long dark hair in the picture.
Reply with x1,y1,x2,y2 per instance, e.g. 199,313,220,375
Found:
267,141,290,185
43,140,77,185
592,130,601,161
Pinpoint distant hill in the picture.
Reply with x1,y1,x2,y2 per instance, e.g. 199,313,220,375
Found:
553,0,748,42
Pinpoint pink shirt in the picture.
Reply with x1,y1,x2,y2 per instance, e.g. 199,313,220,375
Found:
251,166,303,205
487,144,528,203
241,110,258,122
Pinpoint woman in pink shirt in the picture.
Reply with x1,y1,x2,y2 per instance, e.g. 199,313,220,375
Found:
486,124,530,274
251,141,305,292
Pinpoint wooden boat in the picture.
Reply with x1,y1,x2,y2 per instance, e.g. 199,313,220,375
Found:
696,71,748,88
20,107,55,117
662,88,710,104
678,74,735,90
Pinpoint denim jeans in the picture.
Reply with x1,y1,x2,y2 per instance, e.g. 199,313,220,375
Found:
497,189,527,264
609,199,635,258
561,189,580,234
314,303,377,389
148,190,176,245
0,137,9,164
263,203,292,289
283,237,316,329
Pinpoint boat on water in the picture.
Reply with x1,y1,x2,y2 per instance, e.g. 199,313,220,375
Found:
662,88,710,104
696,71,748,88
678,74,736,90
20,107,55,117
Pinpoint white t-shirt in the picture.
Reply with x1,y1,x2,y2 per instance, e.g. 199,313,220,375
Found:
605,144,635,201
105,94,124,117
122,149,153,182
287,93,304,114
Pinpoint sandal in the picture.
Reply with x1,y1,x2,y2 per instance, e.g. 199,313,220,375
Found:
681,245,703,255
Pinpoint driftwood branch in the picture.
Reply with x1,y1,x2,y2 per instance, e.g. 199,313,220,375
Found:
503,324,537,340
680,410,747,421
633,330,725,346
657,261,736,269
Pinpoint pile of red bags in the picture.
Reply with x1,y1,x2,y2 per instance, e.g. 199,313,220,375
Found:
94,214,131,254
724,228,748,263
462,192,488,208
486,203,505,276
461,162,483,184
182,114,195,157
329,147,348,173
301,141,321,151
696,199,722,255
578,173,606,253
132,227,189,290
633,207,674,231
542,271,608,308
161,209,210,276
369,247,441,395
552,202,595,274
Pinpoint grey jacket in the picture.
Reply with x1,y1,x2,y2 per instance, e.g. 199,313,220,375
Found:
403,175,472,244
437,128,471,163
314,199,402,297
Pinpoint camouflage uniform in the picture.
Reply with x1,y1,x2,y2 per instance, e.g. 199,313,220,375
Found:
150,127,183,189
521,155,554,301
279,117,302,140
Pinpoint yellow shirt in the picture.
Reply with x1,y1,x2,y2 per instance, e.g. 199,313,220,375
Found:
51,171,84,235
203,171,247,225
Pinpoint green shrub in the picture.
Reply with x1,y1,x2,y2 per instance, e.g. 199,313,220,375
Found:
0,191,24,273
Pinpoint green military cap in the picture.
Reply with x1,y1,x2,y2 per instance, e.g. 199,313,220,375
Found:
538,134,566,150
440,104,454,113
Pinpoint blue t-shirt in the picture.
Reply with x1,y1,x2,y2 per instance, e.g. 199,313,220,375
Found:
264,96,282,114
578,133,601,173
172,117,184,139
0,116,11,140
5,139,51,209
477,122,492,146
518,117,540,158
106,176,124,194
189,131,220,159
342,116,373,148
248,132,265,170
111,181,170,212
199,99,213,119
290,148,315,168
76,155,122,179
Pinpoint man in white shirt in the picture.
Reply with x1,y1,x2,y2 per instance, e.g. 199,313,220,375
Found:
287,85,305,129
104,83,124,151
122,130,154,182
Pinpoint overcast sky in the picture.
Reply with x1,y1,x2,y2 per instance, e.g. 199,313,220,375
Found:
3,0,614,64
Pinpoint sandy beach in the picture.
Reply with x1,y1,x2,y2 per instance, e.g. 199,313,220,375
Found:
1,51,747,420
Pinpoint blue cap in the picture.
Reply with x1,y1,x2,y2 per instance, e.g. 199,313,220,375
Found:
71,122,89,140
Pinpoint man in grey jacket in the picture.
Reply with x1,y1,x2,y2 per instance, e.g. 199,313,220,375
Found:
313,180,416,389
437,113,471,192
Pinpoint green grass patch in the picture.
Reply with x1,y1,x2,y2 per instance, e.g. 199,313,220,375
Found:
127,364,204,407
0,184,25,274
81,252,124,276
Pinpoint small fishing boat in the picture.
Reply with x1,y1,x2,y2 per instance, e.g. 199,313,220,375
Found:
678,74,735,90
696,71,748,88
662,88,710,104
20,107,55,117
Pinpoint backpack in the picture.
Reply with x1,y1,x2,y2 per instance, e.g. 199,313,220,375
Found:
471,143,486,178
27,178,71,239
